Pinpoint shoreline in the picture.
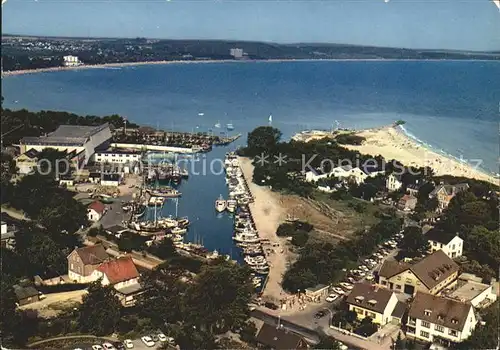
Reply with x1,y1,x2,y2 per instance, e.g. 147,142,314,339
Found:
345,125,498,186
2,58,498,77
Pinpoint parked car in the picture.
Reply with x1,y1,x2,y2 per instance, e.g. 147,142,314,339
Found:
102,343,116,350
340,282,353,290
141,336,155,347
158,333,167,342
123,340,134,349
332,287,345,295
264,302,279,310
92,346,104,350
365,275,375,281
347,277,356,283
314,310,327,319
326,294,339,302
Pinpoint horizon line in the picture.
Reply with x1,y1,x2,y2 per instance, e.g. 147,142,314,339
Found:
2,33,499,54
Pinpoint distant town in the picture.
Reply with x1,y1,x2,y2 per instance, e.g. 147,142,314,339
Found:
2,34,500,71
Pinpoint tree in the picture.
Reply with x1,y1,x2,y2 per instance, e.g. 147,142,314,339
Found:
314,333,341,349
394,331,405,350
78,280,122,335
37,148,71,178
355,317,378,337
148,237,176,259
245,126,282,157
456,302,499,350
291,230,309,247
183,259,253,334
399,226,429,258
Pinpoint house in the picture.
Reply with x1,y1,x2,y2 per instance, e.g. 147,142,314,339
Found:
13,284,40,306
378,250,459,295
407,183,422,197
304,284,329,302
87,201,106,222
67,244,110,283
425,228,463,258
101,173,121,187
441,273,497,309
92,256,140,289
386,173,403,192
14,148,39,175
255,323,308,349
59,175,75,187
406,292,477,344
93,149,142,164
1,221,16,250
397,194,418,211
346,283,402,326
429,183,469,211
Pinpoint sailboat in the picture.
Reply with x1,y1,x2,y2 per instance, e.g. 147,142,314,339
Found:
198,112,204,116
268,114,273,125
214,120,221,128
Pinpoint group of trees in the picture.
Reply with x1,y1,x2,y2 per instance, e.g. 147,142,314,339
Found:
282,217,402,292
276,221,314,247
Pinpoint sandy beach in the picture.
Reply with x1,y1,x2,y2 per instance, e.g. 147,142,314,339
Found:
238,157,292,302
345,126,498,186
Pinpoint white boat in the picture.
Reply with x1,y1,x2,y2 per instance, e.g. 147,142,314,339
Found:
227,123,234,131
214,121,221,128
215,195,227,212
233,233,260,244
171,227,187,235
227,199,237,212
198,112,204,116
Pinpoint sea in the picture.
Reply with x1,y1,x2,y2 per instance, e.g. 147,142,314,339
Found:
2,60,499,255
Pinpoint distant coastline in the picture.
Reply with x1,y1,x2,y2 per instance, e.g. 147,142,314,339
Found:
2,58,499,77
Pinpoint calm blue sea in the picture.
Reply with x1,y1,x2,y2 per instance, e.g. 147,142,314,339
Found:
3,60,499,253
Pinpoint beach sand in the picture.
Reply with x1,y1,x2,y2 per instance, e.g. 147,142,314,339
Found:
239,157,291,302
345,126,498,186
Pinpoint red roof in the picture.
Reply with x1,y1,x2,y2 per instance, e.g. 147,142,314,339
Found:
88,201,106,214
96,257,139,284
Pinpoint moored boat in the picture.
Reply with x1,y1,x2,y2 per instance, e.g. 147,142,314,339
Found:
215,195,227,212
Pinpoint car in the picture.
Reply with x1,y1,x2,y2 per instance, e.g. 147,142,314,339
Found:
314,310,326,319
102,343,116,350
326,294,339,302
167,337,175,344
123,340,134,349
332,287,345,295
158,333,167,342
365,275,375,281
151,334,159,342
340,282,353,290
359,265,369,272
347,277,356,283
357,271,366,277
92,346,104,350
141,336,155,347
264,302,279,310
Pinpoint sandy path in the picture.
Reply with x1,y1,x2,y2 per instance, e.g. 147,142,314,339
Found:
238,157,290,302
345,126,498,186
20,290,88,318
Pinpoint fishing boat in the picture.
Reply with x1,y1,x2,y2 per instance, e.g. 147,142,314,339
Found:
233,232,260,244
226,199,237,213
215,195,227,212
171,227,187,235
177,217,190,227
147,188,182,198
148,196,165,206
226,122,234,131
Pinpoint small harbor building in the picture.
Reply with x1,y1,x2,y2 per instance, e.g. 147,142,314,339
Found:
19,123,112,165
93,149,142,164
87,201,106,222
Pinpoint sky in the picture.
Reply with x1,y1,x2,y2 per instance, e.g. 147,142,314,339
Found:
2,0,500,51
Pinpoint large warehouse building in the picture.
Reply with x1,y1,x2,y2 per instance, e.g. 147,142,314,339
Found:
19,123,112,165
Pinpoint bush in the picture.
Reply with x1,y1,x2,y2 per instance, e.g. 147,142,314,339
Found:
291,231,309,247
38,283,88,294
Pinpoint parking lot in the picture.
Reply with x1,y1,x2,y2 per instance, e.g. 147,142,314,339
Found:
68,335,175,350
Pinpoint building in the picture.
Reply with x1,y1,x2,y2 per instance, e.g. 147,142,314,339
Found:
14,284,40,306
305,165,382,185
63,55,81,67
429,183,469,211
229,48,244,59
1,221,16,250
101,173,121,187
87,201,106,222
67,244,110,283
397,194,418,211
426,228,463,258
346,283,402,326
93,149,142,164
91,256,140,289
304,284,330,302
14,148,39,175
378,250,459,295
441,273,497,309
386,173,403,192
255,323,308,349
19,123,112,165
406,292,477,344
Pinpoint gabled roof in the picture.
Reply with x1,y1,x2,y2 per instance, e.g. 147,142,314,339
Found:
425,228,460,245
409,292,473,331
96,257,139,285
88,201,106,214
71,244,109,265
13,284,39,301
255,323,307,350
380,250,459,290
399,194,417,203
429,183,469,198
346,283,395,314
23,148,40,159
409,250,459,290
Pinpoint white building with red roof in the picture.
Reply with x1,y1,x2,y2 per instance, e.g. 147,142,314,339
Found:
91,256,140,289
87,201,106,222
